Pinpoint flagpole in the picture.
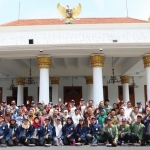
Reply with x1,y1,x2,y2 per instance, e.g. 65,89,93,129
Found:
126,0,128,17
18,1,20,20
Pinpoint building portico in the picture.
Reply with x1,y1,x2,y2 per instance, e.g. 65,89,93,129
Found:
0,18,150,106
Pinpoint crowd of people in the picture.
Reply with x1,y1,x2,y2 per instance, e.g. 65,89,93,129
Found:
0,98,150,147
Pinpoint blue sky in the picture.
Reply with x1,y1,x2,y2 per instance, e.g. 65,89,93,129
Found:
0,0,149,24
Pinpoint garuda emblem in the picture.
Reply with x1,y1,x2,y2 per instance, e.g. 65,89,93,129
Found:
57,3,82,24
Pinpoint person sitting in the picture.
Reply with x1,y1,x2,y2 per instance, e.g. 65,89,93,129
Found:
102,117,118,147
86,116,102,144
130,114,145,145
7,117,19,146
43,117,54,145
53,117,63,146
75,117,88,144
61,116,75,145
118,118,131,145
17,118,30,146
28,117,44,146
0,115,9,146
143,108,150,145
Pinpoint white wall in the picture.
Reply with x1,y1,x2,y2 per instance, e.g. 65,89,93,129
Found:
0,76,147,106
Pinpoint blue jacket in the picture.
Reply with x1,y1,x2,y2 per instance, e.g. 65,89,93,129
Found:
7,124,19,141
89,123,102,135
28,125,45,142
17,125,31,139
0,122,9,141
76,124,88,139
44,123,54,137
61,122,75,139
144,117,150,133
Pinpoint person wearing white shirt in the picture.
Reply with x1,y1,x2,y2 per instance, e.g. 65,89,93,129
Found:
72,109,81,126
117,108,131,125
53,117,63,146
123,101,133,117
69,100,76,116
77,98,86,116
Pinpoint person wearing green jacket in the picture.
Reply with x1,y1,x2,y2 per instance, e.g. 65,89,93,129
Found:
97,109,107,127
130,114,145,145
102,117,118,146
118,118,131,145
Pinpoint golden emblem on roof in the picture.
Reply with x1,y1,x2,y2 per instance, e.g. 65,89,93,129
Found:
57,3,82,24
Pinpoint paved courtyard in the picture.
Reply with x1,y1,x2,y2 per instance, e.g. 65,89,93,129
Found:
2,146,150,150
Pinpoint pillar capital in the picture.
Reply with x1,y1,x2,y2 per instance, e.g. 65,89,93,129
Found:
143,55,150,68
16,77,25,85
90,55,104,67
51,77,60,84
120,76,130,84
85,76,93,84
38,56,51,69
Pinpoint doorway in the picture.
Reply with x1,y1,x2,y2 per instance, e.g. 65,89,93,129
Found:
64,86,82,105
0,87,2,103
118,85,135,106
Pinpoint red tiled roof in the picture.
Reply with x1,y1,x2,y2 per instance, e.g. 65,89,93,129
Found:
0,17,147,26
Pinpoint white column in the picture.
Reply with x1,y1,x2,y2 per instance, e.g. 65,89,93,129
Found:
51,77,59,103
91,55,104,106
143,55,150,101
146,67,150,101
121,76,130,102
16,78,25,106
38,56,51,104
85,76,93,101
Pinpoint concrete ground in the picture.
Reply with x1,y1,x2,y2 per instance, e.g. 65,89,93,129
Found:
2,146,150,150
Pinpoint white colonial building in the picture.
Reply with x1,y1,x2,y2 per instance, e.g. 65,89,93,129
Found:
0,17,150,106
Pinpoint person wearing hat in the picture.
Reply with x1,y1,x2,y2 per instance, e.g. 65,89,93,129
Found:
143,107,150,145
43,117,54,145
7,116,19,146
0,115,9,146
102,117,118,146
117,118,131,145
104,100,113,114
15,108,24,126
75,117,88,144
17,118,31,146
61,116,75,145
28,117,45,146
72,109,81,126
53,117,63,146
77,98,86,116
130,114,145,145
69,100,76,116
86,116,102,144
136,102,145,114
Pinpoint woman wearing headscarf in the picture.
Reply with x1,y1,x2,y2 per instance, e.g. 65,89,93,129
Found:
17,118,31,146
97,109,107,128
7,117,19,146
28,117,44,146
61,116,75,145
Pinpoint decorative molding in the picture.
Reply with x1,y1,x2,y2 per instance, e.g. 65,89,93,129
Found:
90,55,104,67
120,76,130,84
16,77,25,85
0,29,150,45
38,56,51,68
51,77,60,84
85,76,93,84
143,55,150,67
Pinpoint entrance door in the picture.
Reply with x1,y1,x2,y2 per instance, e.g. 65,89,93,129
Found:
64,86,82,105
118,85,135,106
0,87,2,103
